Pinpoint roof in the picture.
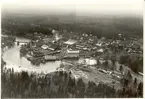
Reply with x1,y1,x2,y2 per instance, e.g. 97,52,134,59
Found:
64,39,77,45
41,45,49,50
97,49,104,52
67,50,80,54
44,55,57,60
48,47,55,51
76,44,85,48
50,44,58,49
79,58,97,65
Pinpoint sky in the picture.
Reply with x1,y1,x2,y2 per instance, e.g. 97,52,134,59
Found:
1,0,144,16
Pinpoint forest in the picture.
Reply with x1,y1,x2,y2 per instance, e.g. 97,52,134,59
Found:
1,61,143,98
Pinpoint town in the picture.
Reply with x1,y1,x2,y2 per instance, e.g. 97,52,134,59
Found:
1,8,143,98
2,26,143,98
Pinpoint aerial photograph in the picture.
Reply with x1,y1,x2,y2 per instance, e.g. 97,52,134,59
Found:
1,0,143,98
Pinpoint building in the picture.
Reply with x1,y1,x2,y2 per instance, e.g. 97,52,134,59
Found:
44,55,57,61
41,44,58,51
41,45,49,50
49,44,59,51
75,44,85,50
64,49,80,58
97,48,104,53
64,39,77,45
78,58,97,65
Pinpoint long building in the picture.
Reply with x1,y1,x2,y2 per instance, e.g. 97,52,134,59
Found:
64,50,80,58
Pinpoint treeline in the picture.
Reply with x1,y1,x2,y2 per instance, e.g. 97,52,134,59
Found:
1,66,143,98
2,14,143,38
2,24,52,38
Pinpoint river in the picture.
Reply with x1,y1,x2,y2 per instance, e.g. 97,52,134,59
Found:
2,37,61,73
2,36,97,74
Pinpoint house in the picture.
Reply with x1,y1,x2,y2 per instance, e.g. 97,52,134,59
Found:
83,47,88,50
96,43,102,47
49,44,59,51
41,45,49,50
97,48,104,53
78,58,97,65
76,44,84,48
47,47,55,51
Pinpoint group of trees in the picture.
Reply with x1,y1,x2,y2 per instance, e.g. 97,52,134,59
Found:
2,20,53,38
20,44,31,56
98,46,143,74
120,77,143,98
2,14,142,39
1,58,6,73
1,65,143,98
1,36,16,50
119,54,143,73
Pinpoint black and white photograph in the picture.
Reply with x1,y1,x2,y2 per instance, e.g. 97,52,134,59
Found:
1,0,143,98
